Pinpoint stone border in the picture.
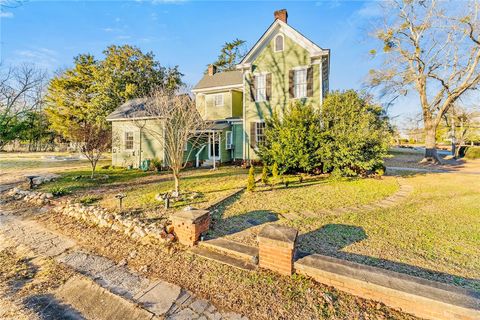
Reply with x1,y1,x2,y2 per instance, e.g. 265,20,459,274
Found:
53,201,176,243
4,187,53,205
295,254,480,320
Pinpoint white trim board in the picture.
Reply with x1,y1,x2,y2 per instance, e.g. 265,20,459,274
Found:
237,20,329,69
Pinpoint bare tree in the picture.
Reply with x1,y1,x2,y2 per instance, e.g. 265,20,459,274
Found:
0,65,47,150
446,106,480,158
370,0,480,163
72,122,111,179
139,87,208,196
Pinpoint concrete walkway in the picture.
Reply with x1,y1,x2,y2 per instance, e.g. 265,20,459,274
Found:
0,208,246,320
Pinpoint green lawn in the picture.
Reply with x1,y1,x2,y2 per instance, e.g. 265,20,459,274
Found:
40,166,249,211
211,169,480,291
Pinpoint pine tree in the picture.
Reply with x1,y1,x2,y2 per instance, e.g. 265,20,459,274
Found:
247,165,256,192
271,163,279,184
261,165,269,185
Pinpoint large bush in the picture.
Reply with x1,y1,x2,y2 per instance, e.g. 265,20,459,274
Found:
258,101,323,174
465,146,480,159
320,90,391,176
257,90,391,176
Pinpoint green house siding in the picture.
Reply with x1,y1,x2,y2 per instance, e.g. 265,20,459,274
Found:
232,123,244,160
231,91,243,118
112,119,165,168
243,34,322,160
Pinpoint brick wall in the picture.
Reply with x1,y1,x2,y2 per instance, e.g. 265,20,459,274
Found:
258,239,295,276
171,210,210,247
295,255,480,320
258,224,297,276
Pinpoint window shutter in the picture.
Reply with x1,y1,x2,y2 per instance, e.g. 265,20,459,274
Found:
307,66,314,97
266,73,272,101
289,70,295,98
249,75,257,102
250,122,257,148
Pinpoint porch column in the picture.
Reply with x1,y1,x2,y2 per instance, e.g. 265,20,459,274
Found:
212,131,216,169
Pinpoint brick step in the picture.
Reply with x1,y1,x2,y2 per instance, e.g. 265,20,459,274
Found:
198,238,258,264
191,247,257,271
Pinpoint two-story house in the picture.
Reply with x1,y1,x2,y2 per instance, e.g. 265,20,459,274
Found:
193,9,330,162
107,9,330,168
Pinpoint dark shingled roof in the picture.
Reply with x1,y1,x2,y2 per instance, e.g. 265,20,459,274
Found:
106,98,149,121
193,70,243,90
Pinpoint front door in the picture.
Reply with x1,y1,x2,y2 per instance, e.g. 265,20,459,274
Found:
209,133,220,160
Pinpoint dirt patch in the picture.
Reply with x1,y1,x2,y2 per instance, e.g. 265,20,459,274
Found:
0,246,78,319
37,211,417,320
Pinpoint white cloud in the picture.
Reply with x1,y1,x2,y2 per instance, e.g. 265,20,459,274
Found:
116,35,131,40
12,47,58,70
0,11,14,18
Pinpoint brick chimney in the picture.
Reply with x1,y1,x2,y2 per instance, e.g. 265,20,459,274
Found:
208,64,217,76
274,9,288,24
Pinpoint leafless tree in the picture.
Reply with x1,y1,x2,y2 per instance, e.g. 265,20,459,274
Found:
446,106,480,158
139,87,209,196
369,0,480,163
72,122,111,179
0,64,47,150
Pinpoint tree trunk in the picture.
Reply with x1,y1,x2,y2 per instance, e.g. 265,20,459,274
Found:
173,170,180,196
90,161,97,179
422,125,442,164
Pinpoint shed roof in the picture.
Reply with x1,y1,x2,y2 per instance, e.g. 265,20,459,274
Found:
106,98,150,121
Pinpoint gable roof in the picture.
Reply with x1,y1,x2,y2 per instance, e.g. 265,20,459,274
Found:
192,70,243,92
237,19,329,69
106,98,150,121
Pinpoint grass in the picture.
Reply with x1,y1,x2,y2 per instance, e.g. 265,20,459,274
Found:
0,152,110,172
210,156,480,291
39,166,249,211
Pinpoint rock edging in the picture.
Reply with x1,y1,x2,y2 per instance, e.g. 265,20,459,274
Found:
53,201,176,244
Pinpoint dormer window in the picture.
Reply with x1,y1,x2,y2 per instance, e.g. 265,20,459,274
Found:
274,34,284,52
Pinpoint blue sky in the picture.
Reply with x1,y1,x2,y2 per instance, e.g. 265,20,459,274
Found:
0,0,417,126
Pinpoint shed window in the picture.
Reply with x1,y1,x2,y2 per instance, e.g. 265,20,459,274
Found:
294,68,307,98
275,34,284,52
255,74,266,102
125,132,134,150
214,94,224,106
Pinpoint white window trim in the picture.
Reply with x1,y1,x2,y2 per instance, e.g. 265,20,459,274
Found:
214,94,224,107
274,34,284,52
225,131,233,149
293,67,308,99
255,73,267,102
124,131,134,150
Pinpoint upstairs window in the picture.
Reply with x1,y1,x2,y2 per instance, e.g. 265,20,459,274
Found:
214,94,224,106
294,68,307,98
255,74,266,102
274,34,284,52
125,132,134,150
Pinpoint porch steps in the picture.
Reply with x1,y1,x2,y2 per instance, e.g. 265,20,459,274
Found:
198,238,259,264
191,247,257,271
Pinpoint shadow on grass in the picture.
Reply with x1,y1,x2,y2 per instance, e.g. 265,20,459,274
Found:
296,224,480,292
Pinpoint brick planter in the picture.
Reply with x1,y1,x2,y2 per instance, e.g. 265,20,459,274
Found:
258,224,298,275
171,209,210,246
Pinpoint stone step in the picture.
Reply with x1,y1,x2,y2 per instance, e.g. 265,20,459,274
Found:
199,238,258,264
191,247,257,271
